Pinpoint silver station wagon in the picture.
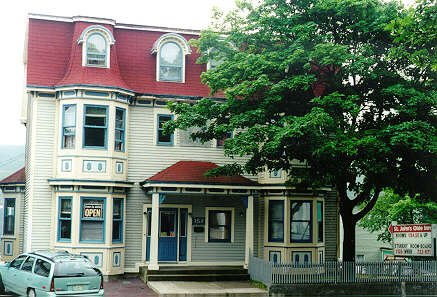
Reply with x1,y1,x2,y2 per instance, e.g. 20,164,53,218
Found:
0,250,104,296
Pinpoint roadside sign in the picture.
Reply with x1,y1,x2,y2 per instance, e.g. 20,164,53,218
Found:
389,223,433,257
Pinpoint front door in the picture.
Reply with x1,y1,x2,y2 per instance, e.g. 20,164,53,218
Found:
158,208,178,261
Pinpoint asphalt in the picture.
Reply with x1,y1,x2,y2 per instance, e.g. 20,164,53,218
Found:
104,277,157,297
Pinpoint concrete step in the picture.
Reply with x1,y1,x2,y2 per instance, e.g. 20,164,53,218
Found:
147,267,248,276
147,273,250,282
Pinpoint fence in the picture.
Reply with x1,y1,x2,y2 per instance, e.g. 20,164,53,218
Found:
248,255,437,287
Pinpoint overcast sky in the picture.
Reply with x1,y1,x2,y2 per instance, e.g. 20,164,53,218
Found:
0,0,237,145
0,0,415,146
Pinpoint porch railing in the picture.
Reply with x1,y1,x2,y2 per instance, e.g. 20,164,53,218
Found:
249,255,437,286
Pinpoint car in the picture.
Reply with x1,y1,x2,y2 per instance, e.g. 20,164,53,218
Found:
0,250,104,296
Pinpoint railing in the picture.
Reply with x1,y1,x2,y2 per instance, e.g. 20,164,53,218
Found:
249,255,437,286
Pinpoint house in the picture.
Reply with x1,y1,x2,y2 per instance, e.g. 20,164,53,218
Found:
17,13,339,276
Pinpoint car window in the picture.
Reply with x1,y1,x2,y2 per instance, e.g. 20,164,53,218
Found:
54,258,100,277
10,255,28,269
21,256,35,272
34,259,52,277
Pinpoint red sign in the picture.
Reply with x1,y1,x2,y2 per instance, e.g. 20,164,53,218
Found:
389,223,431,233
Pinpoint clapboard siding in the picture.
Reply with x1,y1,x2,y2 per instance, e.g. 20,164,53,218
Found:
125,105,254,268
324,191,338,261
28,97,56,250
254,196,265,258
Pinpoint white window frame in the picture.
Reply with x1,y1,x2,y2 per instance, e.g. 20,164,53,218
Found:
78,25,115,68
151,33,191,83
205,207,235,243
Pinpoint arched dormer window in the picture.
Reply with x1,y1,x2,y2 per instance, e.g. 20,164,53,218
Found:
78,25,115,68
152,33,191,83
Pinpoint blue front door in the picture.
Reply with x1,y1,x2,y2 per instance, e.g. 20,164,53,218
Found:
158,209,178,261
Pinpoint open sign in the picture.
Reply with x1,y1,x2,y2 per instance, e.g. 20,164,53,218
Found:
83,204,103,218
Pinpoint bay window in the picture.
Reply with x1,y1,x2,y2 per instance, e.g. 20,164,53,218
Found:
290,201,312,243
268,200,284,242
84,105,108,148
80,198,105,242
58,197,72,241
62,105,76,149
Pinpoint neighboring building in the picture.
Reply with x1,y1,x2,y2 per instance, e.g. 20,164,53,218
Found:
19,14,338,276
0,167,25,261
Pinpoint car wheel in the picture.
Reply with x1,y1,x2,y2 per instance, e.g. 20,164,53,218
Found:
27,288,36,297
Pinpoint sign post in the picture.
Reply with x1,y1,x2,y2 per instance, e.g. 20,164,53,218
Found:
389,223,433,257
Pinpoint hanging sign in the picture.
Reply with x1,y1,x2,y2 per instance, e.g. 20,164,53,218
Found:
83,203,103,218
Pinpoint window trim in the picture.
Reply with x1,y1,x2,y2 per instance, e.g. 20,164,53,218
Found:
268,200,284,243
79,197,106,243
57,196,72,242
205,207,235,243
290,200,313,243
83,105,108,149
3,198,15,236
114,107,126,152
61,104,76,149
112,198,124,243
317,200,324,243
156,114,174,146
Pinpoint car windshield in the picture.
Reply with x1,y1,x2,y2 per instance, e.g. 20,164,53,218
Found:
54,257,100,277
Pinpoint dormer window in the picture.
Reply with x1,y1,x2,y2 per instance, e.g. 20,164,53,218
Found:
87,33,107,66
78,25,115,68
152,33,191,83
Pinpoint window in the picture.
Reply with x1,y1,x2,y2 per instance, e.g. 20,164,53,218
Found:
10,255,27,269
62,105,76,149
208,210,232,242
293,251,312,266
268,200,284,242
80,198,105,242
58,197,72,241
291,201,312,243
34,259,51,277
159,42,183,82
112,199,123,243
21,256,35,272
217,131,233,147
3,198,15,235
270,169,282,178
84,105,108,148
157,114,174,145
115,108,126,151
317,201,323,242
86,33,107,67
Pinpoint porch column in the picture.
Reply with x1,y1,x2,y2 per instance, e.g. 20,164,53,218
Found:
148,192,160,270
244,195,254,268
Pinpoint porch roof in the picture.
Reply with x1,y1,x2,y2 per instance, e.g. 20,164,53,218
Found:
141,161,259,188
0,167,25,185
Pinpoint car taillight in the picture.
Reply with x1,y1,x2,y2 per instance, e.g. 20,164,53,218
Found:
50,278,55,292
100,274,104,290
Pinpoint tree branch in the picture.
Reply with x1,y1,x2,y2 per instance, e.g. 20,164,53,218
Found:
353,183,372,206
353,187,381,222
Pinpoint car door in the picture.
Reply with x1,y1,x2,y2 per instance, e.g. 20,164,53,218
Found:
17,256,36,296
33,258,53,295
3,255,28,294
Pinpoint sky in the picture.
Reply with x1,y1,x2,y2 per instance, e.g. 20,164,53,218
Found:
0,0,237,145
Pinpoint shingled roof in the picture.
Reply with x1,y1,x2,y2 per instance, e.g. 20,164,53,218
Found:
144,161,258,186
0,167,25,185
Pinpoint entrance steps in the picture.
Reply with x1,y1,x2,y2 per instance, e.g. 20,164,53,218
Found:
142,266,250,282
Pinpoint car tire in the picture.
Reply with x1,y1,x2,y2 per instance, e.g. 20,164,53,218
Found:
27,288,36,297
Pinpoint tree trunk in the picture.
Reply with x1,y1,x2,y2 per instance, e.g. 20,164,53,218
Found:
342,212,356,262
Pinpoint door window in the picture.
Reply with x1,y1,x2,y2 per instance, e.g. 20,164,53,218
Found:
10,255,27,269
160,211,176,237
21,256,36,272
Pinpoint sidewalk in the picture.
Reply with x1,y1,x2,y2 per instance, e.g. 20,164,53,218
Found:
105,277,158,297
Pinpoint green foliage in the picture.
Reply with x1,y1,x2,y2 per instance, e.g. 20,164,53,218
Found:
359,189,437,242
167,0,437,260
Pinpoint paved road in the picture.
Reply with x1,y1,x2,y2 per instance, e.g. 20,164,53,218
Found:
105,277,158,297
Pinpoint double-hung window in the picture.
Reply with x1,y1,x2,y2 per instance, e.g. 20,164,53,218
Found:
114,108,125,151
208,210,232,242
86,33,107,67
80,198,105,242
84,105,108,148
159,42,183,82
317,201,323,242
268,200,284,242
62,105,76,149
3,198,15,235
58,197,72,241
290,201,312,243
112,198,123,243
157,114,174,145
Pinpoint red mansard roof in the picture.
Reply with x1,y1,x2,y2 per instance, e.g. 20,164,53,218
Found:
145,161,258,186
26,15,211,97
0,167,25,185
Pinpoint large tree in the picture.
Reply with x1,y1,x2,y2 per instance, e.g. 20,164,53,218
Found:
167,0,437,261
